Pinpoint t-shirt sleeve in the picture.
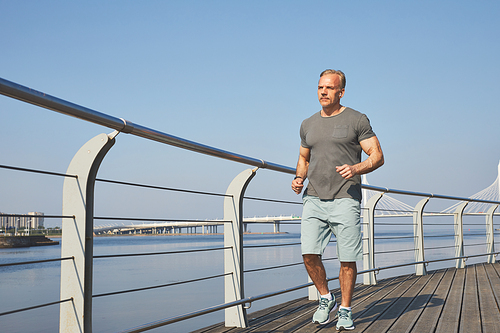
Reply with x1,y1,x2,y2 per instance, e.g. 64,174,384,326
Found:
300,120,311,148
357,114,376,142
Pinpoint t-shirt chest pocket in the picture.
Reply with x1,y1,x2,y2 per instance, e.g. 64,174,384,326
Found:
332,125,349,138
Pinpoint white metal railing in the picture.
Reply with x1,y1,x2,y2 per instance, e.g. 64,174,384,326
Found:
1,77,499,333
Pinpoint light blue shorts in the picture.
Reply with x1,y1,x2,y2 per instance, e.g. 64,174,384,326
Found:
301,195,362,262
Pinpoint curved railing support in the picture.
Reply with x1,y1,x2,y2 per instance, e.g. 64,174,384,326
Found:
454,202,468,269
60,131,117,333
223,168,257,328
485,204,498,264
413,198,429,275
363,192,383,285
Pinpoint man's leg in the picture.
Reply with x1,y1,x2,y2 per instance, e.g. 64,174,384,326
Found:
336,261,357,330
303,253,337,324
339,261,357,307
303,254,329,295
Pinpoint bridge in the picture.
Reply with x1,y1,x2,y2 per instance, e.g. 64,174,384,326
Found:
93,215,301,235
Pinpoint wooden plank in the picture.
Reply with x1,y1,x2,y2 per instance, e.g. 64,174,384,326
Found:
459,265,479,333
387,269,446,333
410,268,456,333
477,264,500,333
485,262,500,306
364,274,432,333
435,267,465,333
244,297,316,332
190,297,310,333
334,274,419,332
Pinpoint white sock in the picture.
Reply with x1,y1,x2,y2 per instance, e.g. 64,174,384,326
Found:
339,306,351,311
320,293,332,301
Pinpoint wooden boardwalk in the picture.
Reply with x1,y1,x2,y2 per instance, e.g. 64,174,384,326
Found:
193,262,500,333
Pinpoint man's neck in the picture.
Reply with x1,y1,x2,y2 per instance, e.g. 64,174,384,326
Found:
321,105,345,117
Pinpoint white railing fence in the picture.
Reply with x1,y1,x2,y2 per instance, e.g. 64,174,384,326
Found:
1,77,499,333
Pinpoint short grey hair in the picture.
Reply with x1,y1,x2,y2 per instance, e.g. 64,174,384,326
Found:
320,69,346,89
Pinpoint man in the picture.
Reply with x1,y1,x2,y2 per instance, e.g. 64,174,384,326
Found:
291,69,384,331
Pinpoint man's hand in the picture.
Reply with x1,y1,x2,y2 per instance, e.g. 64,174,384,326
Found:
336,164,357,179
336,136,384,180
291,177,304,194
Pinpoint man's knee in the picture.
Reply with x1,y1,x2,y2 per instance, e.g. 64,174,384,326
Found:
340,261,357,268
340,261,357,274
303,254,321,266
303,253,320,261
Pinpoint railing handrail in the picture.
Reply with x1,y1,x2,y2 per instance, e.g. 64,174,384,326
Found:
0,77,294,174
2,77,499,206
365,184,500,205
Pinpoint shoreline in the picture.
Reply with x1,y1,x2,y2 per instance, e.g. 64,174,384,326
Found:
0,235,59,248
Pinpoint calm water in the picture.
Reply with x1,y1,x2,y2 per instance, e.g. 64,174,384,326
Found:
0,230,495,332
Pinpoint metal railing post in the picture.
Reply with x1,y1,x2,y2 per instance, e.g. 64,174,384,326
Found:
454,202,468,269
485,204,498,264
223,168,257,328
60,132,117,333
307,273,318,300
363,192,383,285
413,198,429,275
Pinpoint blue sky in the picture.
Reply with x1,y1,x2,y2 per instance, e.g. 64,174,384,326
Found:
1,1,499,227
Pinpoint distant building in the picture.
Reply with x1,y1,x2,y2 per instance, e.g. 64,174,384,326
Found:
0,212,44,229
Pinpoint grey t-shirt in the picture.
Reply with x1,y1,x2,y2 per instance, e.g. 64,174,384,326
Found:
300,107,376,201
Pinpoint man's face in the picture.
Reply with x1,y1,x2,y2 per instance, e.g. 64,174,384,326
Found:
317,74,344,108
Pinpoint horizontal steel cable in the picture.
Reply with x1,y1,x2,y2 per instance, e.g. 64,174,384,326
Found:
244,221,301,224
244,239,336,249
374,235,417,240
0,298,73,317
243,242,301,249
93,247,229,259
422,234,456,238
244,261,304,273
96,177,303,207
424,245,457,251
423,211,453,214
0,164,77,178
244,256,337,274
463,233,487,236
95,178,231,198
463,223,490,225
93,272,231,298
422,223,455,226
250,221,301,225
463,242,488,247
375,248,415,255
374,208,415,213
243,196,302,205
0,256,74,268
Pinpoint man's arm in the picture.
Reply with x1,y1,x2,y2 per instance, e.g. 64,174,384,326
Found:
292,145,310,194
336,136,384,179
